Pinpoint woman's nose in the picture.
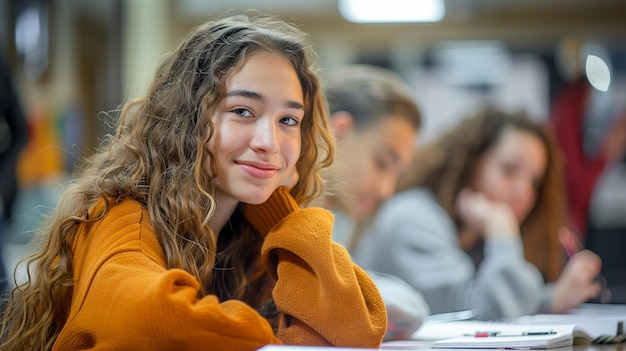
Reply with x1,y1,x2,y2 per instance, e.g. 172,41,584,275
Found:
377,174,397,201
511,177,534,208
250,118,279,153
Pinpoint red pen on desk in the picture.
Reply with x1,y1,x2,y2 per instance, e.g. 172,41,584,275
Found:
469,330,556,337
557,226,612,303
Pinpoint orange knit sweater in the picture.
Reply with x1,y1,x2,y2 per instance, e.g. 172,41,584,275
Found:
53,187,386,350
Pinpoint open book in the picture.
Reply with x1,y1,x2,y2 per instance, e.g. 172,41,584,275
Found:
387,315,625,350
430,322,611,349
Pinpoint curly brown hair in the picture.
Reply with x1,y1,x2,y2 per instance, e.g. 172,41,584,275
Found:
398,107,565,282
0,14,334,350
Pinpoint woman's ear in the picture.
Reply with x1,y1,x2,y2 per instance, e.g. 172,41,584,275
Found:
330,111,355,142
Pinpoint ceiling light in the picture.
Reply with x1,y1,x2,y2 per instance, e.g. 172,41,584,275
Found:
339,0,445,23
585,54,611,92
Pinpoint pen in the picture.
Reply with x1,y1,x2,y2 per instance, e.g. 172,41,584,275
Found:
468,330,557,338
557,226,584,259
557,226,612,303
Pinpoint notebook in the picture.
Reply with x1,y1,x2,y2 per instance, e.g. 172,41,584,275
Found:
431,323,602,349
412,316,625,349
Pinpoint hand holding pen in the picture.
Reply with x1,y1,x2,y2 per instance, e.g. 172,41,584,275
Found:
554,227,611,311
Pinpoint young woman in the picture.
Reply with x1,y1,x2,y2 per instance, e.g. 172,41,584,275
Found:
0,15,386,350
355,108,603,320
315,64,430,340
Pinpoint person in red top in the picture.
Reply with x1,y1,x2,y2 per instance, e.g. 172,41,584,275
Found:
0,14,387,350
549,77,626,238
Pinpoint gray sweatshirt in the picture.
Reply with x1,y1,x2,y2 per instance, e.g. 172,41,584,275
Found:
331,207,431,339
353,187,553,321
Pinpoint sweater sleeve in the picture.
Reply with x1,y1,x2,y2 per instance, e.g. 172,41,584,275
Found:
355,188,544,321
244,187,387,348
54,199,281,351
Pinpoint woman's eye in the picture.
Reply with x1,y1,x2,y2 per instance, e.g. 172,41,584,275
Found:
232,108,253,117
501,163,517,176
375,156,390,172
280,116,299,126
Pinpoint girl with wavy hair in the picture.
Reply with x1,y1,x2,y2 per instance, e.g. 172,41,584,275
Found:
355,107,602,320
0,14,386,350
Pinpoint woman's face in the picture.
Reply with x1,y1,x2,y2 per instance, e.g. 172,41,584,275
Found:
473,127,547,223
208,52,304,205
335,115,418,219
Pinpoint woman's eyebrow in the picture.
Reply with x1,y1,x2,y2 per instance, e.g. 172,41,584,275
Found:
227,89,304,110
285,100,305,110
227,89,263,100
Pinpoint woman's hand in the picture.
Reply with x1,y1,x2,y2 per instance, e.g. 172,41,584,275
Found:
456,188,520,240
551,250,603,313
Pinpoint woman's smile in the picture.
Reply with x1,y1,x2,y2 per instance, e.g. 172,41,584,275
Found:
235,160,279,179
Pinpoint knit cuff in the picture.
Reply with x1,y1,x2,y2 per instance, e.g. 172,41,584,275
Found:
484,236,525,260
244,186,300,237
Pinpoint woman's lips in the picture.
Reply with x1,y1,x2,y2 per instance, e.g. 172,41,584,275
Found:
235,161,279,179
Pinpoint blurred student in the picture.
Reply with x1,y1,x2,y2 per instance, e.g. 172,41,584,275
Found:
355,108,603,320
0,14,386,350
314,64,429,339
549,77,626,238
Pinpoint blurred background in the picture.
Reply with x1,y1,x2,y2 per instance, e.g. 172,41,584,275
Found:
1,0,625,295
